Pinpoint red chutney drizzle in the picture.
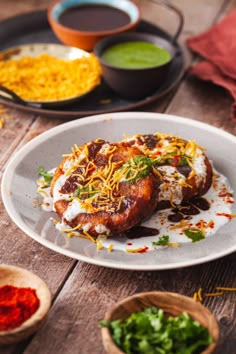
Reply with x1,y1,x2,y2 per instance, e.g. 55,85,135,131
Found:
216,213,234,220
208,221,215,229
137,246,149,253
0,285,40,331
218,190,233,198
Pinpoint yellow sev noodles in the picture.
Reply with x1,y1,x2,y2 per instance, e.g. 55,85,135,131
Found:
0,53,101,101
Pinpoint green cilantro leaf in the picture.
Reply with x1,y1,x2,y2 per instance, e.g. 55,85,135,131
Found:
152,235,170,246
100,320,111,327
37,166,53,185
184,228,205,243
179,155,189,166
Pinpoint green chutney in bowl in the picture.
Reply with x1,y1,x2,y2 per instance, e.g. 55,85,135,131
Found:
101,41,171,69
94,32,177,99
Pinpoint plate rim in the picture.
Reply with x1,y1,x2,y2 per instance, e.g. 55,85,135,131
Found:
1,112,236,270
0,9,185,119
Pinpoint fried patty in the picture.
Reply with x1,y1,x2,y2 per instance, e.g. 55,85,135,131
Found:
51,139,160,237
124,133,213,206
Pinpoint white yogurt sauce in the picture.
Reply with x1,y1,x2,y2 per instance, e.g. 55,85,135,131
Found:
63,198,87,221
192,150,207,186
157,165,185,204
95,224,110,235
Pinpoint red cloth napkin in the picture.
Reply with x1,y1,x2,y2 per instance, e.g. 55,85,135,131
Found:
186,9,236,121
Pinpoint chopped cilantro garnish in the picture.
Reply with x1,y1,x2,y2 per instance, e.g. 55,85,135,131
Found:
73,185,97,199
37,166,53,185
152,235,170,246
184,228,205,242
179,155,189,166
167,150,178,157
100,306,212,354
124,156,155,183
154,151,190,167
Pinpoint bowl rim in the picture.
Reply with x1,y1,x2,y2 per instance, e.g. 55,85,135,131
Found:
48,0,141,37
94,32,175,72
101,291,220,354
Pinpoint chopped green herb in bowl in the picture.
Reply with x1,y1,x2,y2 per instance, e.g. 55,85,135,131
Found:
100,291,219,354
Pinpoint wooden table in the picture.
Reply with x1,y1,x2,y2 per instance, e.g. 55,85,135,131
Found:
0,1,235,353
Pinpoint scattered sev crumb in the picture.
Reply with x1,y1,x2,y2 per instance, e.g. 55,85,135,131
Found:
107,244,113,252
67,232,75,238
99,98,112,104
205,292,224,297
167,242,180,248
215,287,236,291
126,246,148,253
83,230,96,243
192,288,203,302
0,105,14,129
61,224,82,233
0,117,5,128
197,288,203,302
193,286,236,302
169,219,190,230
51,218,60,224
37,189,48,196
96,239,104,251
192,292,199,302
126,248,143,253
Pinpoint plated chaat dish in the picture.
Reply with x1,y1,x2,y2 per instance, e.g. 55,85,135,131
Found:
36,132,235,253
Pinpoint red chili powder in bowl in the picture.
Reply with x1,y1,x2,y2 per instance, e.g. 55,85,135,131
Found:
0,284,40,331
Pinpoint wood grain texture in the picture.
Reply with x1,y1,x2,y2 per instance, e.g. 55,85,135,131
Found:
0,0,51,21
0,0,235,353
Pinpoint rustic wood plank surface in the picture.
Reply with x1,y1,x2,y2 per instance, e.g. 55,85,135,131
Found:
0,1,235,353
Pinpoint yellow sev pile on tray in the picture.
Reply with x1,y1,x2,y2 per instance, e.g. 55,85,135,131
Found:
0,53,101,101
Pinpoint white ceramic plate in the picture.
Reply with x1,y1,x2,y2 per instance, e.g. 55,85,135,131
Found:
0,43,100,107
1,112,236,270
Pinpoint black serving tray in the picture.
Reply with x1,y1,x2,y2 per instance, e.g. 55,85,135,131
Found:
0,10,185,119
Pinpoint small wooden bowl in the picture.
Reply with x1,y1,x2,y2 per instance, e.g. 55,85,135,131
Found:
101,291,219,354
0,264,51,346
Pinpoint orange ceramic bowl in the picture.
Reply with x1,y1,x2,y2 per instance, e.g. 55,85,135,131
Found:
48,0,141,51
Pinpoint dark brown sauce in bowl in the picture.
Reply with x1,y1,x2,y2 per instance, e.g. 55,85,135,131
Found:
59,4,131,32
48,0,141,50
